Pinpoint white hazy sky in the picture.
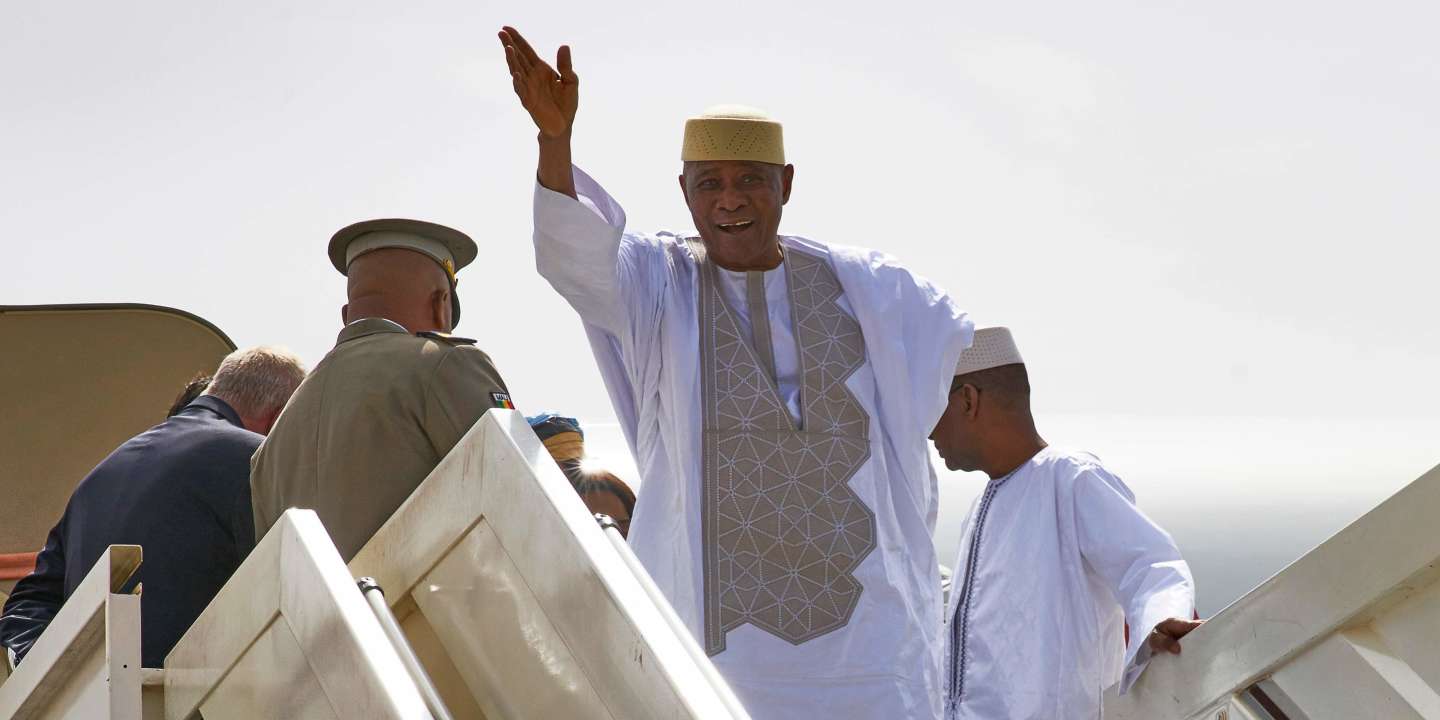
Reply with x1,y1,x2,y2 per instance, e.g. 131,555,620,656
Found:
3,1,1437,614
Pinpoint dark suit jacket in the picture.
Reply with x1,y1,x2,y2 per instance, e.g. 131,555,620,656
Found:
0,395,258,668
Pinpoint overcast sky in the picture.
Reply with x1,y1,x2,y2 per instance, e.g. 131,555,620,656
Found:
4,0,1437,613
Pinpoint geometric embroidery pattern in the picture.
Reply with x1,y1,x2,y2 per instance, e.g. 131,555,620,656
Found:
694,240,876,655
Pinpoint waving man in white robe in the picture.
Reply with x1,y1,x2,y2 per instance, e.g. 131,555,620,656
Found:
930,327,1201,719
499,27,974,720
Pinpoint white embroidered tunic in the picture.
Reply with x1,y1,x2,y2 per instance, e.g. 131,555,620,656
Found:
534,167,973,720
942,447,1195,719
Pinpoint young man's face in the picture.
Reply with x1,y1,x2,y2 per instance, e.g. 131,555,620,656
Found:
930,383,982,472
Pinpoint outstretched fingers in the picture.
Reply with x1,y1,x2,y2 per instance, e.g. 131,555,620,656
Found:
507,41,536,76
557,45,577,84
501,26,543,67
501,43,524,77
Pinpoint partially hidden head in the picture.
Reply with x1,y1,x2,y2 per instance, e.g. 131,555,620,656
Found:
329,219,477,333
526,412,636,536
203,346,307,435
527,412,585,465
167,373,213,418
678,105,794,271
930,328,1033,473
567,464,637,538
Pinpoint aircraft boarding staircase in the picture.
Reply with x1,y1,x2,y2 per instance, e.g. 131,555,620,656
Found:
1105,463,1440,720
0,411,749,719
2,393,1437,718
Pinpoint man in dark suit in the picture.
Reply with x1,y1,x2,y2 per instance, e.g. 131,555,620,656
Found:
0,346,306,669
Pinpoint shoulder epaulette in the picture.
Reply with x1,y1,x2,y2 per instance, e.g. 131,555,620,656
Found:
417,330,477,345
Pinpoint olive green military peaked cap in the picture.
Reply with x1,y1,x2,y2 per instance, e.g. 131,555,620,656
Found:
328,218,477,325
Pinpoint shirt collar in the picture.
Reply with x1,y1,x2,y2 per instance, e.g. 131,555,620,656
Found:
336,317,410,345
183,395,244,429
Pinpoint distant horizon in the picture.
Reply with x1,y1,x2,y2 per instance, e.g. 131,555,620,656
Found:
576,413,1440,616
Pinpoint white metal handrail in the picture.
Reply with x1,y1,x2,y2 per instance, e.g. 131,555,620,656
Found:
348,409,751,719
164,509,433,720
1105,462,1440,719
0,545,142,720
594,513,751,718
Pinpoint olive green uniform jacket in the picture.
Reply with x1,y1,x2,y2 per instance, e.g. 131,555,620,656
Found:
250,317,511,560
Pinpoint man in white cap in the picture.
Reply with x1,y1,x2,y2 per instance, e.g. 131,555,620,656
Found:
930,327,1200,719
250,219,514,561
499,27,973,719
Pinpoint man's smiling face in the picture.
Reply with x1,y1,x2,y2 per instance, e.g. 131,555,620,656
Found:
679,159,794,271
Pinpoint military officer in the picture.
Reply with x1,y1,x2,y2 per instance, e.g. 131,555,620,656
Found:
250,219,515,561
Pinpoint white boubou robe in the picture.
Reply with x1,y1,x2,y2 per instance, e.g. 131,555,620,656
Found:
534,167,973,720
943,447,1195,719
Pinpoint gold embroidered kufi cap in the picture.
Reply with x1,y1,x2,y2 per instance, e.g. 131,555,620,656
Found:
955,327,1025,375
328,218,477,325
681,105,785,165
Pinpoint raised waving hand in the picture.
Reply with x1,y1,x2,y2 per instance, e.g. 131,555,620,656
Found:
499,27,578,140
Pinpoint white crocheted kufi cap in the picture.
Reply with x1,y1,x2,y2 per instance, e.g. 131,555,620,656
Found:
955,327,1024,376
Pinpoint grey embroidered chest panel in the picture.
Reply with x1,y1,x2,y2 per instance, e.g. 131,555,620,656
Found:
694,240,877,655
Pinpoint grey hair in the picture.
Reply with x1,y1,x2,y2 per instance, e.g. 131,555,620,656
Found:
203,346,307,418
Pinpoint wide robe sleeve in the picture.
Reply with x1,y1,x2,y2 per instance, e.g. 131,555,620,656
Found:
822,242,973,527
532,166,671,455
874,257,972,438
0,518,68,667
533,166,666,335
1073,464,1195,693
826,246,972,435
